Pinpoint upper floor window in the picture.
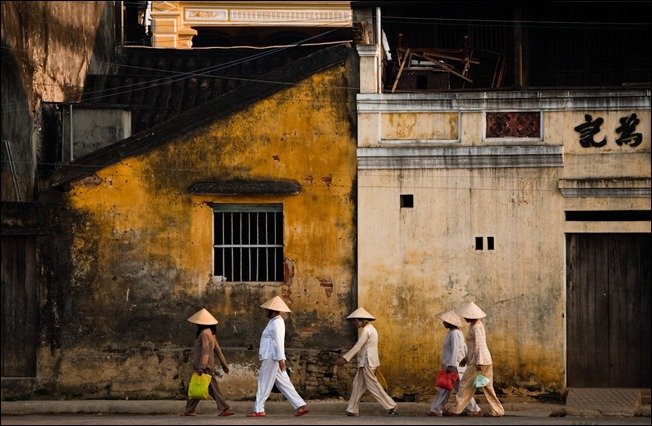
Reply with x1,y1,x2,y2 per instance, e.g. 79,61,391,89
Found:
213,204,284,282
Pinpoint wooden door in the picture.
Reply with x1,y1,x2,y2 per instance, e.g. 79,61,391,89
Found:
566,233,651,387
1,235,38,377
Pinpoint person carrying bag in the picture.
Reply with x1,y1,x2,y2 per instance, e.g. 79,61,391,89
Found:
428,309,480,417
180,308,234,417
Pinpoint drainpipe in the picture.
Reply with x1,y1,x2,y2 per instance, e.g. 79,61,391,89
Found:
376,7,382,93
60,105,65,163
69,103,74,161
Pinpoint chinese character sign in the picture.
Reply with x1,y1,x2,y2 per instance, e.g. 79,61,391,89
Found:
615,113,643,147
574,113,644,148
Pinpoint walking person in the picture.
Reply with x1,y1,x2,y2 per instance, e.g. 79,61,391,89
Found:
444,301,505,417
180,308,234,417
427,309,481,417
248,296,310,418
333,307,399,417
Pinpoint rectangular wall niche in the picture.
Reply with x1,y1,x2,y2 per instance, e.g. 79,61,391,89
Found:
486,112,541,138
400,194,414,208
475,236,495,250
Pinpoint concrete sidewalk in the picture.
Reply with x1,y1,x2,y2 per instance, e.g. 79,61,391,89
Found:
2,399,564,417
2,395,649,418
0,398,570,417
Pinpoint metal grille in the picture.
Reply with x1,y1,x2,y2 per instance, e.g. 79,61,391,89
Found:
213,204,283,282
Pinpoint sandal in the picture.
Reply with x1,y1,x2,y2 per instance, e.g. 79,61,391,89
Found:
179,412,196,416
247,411,267,417
387,408,400,417
295,406,310,416
426,411,442,417
442,408,458,417
345,411,359,417
219,408,235,417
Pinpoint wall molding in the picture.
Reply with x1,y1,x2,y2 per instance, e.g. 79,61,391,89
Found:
558,178,651,198
357,90,651,112
357,145,563,169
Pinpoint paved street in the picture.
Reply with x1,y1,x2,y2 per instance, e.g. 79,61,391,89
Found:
2,413,651,425
2,395,649,425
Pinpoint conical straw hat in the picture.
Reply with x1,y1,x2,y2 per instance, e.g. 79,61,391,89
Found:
346,307,376,320
187,308,219,325
260,295,291,312
455,301,486,319
436,309,463,328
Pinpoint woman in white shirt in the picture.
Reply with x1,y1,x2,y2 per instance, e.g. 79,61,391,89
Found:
445,301,505,417
428,309,480,416
248,296,310,418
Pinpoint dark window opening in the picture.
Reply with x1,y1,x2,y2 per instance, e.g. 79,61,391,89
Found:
487,236,494,250
475,236,483,250
400,194,414,208
122,1,151,46
565,210,651,222
416,74,428,89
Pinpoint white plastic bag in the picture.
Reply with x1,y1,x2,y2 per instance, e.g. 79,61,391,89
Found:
474,372,490,389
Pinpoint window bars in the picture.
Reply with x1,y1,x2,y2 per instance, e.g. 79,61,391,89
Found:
213,204,284,282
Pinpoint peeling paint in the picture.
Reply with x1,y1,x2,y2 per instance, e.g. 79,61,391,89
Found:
319,278,334,297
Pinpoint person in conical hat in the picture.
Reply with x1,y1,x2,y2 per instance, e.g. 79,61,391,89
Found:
248,296,309,418
180,308,234,417
333,308,399,417
260,295,291,312
454,301,486,319
187,308,218,325
444,301,504,417
346,307,376,320
427,309,480,417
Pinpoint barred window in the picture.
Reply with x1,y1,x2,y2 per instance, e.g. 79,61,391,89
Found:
213,204,284,282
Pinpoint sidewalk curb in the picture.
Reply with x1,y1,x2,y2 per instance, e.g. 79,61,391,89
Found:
1,400,566,417
3,399,649,417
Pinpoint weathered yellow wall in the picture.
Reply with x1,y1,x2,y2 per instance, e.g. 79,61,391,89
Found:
358,166,566,396
53,65,358,399
357,97,650,398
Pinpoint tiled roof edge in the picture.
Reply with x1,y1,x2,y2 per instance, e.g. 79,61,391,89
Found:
50,44,352,189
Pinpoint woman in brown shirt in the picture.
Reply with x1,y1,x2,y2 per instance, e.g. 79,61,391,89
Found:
180,308,234,417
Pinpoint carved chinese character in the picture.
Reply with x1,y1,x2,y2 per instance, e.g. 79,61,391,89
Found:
574,114,607,148
615,113,642,147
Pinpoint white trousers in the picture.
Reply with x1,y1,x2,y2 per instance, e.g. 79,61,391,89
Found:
429,371,480,415
253,358,306,413
346,366,396,414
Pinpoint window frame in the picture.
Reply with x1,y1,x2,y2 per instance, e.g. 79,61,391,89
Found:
212,203,284,283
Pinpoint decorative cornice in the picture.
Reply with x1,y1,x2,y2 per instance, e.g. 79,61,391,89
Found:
181,5,352,26
357,90,651,112
558,178,651,198
357,145,563,169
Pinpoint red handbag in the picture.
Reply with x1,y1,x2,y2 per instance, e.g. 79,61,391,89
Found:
435,368,459,391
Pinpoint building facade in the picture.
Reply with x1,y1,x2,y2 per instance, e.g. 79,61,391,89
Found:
353,0,650,398
2,0,650,402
